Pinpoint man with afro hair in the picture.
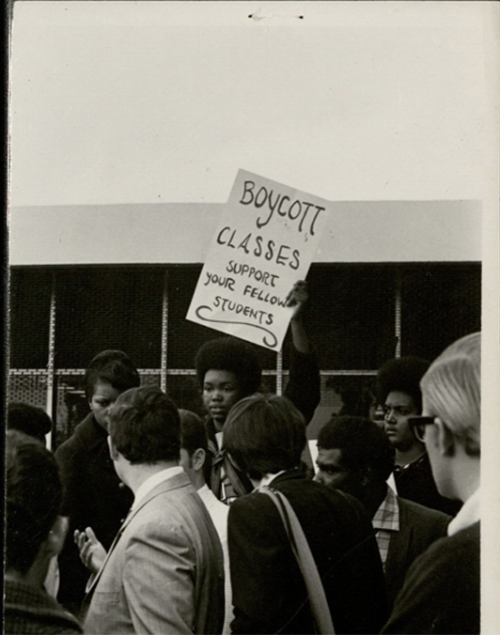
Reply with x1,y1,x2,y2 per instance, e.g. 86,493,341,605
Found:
377,356,461,516
195,281,320,503
315,415,451,610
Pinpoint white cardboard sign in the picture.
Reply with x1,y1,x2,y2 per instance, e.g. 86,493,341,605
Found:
186,169,329,350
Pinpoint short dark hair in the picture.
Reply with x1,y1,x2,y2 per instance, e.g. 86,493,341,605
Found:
7,402,52,443
6,431,63,574
318,416,395,483
85,349,140,400
108,386,180,464
223,394,306,480
179,409,208,455
377,356,431,414
195,337,262,397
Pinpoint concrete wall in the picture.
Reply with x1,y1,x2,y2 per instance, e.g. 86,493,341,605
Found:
9,199,481,266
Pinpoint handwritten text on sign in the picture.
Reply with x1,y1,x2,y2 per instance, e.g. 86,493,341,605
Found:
186,170,329,350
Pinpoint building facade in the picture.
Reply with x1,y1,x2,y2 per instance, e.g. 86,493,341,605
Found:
9,201,481,447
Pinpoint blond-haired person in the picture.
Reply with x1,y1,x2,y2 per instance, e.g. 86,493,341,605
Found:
382,332,480,634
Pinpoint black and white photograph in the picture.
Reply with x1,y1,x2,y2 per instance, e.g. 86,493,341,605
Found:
5,2,499,634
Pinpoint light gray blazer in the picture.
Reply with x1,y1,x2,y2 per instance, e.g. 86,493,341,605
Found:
83,471,224,634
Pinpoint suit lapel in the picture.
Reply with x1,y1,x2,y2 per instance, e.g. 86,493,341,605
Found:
83,470,192,598
83,507,133,599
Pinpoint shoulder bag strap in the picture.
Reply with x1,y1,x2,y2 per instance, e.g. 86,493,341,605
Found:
261,487,336,635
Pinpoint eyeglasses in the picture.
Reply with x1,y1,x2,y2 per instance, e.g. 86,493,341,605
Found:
408,416,437,443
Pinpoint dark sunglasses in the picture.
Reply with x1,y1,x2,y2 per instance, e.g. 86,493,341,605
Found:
408,416,437,443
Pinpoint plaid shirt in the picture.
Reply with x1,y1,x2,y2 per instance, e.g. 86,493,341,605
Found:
4,578,82,635
372,486,400,568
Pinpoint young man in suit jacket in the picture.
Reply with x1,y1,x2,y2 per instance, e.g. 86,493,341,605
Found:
80,386,224,635
315,415,451,610
224,395,388,635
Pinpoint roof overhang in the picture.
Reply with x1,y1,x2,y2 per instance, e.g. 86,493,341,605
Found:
9,200,481,266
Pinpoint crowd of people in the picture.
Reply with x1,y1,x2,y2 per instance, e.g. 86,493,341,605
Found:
5,284,481,634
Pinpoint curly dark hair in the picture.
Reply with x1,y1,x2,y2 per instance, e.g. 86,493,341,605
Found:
194,337,262,397
376,356,431,413
318,416,395,483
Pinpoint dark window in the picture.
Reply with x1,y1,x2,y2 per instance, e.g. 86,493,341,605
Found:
9,262,482,449
10,269,52,368
54,267,164,368
401,264,481,360
282,264,396,370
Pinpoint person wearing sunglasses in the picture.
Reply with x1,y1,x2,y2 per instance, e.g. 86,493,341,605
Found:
381,332,480,635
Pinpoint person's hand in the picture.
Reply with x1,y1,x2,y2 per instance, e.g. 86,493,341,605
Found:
74,527,107,575
285,280,309,321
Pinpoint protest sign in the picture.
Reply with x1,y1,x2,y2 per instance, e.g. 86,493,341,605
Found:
186,169,330,350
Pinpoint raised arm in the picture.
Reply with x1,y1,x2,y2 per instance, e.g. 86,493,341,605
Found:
286,280,312,353
283,281,321,423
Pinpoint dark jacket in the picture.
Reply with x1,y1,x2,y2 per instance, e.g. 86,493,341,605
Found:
385,497,450,610
206,346,321,501
228,469,388,634
381,521,480,634
4,578,83,635
394,453,462,517
54,413,134,616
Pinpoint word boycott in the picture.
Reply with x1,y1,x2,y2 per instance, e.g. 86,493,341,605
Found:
239,180,325,235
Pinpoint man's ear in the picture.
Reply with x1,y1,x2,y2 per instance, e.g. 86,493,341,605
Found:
191,448,206,472
45,516,69,558
107,434,120,462
435,417,456,457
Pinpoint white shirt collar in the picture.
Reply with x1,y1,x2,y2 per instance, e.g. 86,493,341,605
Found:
132,466,184,511
197,483,224,510
447,487,480,536
259,470,286,489
215,431,224,450
197,483,215,504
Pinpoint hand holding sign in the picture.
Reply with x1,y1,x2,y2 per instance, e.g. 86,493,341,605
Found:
287,280,313,355
285,280,309,319
187,170,329,350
